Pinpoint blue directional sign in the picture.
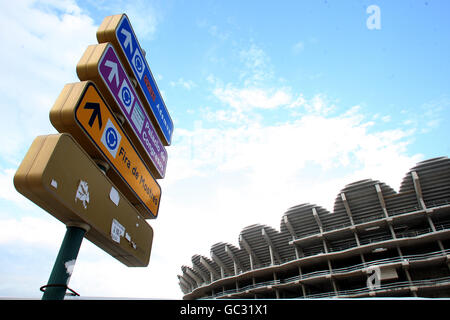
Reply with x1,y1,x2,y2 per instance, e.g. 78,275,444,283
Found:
97,14,174,146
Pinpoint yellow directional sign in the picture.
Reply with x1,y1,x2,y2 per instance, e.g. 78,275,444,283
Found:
13,133,153,267
50,81,161,219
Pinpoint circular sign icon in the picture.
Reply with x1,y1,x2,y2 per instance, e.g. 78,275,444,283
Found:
105,127,118,150
121,86,132,106
134,54,143,73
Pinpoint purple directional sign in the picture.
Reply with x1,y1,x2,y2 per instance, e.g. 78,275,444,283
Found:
98,44,167,178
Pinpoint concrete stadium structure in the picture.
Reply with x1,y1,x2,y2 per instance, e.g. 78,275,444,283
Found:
178,157,450,299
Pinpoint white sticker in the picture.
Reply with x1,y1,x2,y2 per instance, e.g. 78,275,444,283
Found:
130,101,145,134
65,259,76,284
109,187,120,206
111,219,125,243
125,232,131,242
75,180,89,209
51,179,58,189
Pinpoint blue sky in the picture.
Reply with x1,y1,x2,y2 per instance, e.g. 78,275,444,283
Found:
0,0,449,299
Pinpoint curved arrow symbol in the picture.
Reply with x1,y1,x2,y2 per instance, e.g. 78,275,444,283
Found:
84,102,102,130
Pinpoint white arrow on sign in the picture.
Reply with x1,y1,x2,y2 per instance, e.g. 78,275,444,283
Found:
105,60,119,87
120,28,133,54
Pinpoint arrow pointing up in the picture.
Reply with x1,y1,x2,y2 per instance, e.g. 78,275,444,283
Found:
105,60,119,87
120,28,133,54
84,102,102,130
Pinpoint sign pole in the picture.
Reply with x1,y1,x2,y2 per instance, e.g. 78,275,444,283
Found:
42,223,89,300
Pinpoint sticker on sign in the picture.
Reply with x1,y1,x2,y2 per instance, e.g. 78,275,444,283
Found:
111,218,125,244
75,180,89,209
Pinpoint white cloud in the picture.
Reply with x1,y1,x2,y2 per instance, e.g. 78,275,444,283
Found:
159,100,422,279
87,0,160,40
122,2,160,41
213,85,292,112
0,168,39,209
170,78,197,90
293,41,304,54
0,0,98,164
288,94,307,109
302,93,337,115
67,240,184,299
166,97,421,210
210,41,335,117
381,115,391,122
0,215,64,249
238,43,273,86
399,95,448,134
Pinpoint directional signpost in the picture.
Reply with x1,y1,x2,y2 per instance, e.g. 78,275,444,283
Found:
76,43,167,179
14,133,154,268
13,12,172,300
97,14,174,146
50,81,161,219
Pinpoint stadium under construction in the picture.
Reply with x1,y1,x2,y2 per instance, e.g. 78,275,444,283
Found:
178,157,450,299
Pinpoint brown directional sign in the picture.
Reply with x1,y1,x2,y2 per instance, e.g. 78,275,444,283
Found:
13,133,153,267
50,81,161,219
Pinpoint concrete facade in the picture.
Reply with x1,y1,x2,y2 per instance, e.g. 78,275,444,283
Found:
178,157,450,299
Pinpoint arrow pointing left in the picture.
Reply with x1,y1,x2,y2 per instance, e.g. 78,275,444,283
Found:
84,102,102,130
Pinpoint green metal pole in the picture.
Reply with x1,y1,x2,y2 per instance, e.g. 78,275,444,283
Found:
42,225,86,300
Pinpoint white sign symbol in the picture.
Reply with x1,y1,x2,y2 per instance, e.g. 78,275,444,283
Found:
120,28,133,54
105,60,119,87
131,49,145,80
100,119,122,158
119,79,134,114
75,180,89,209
